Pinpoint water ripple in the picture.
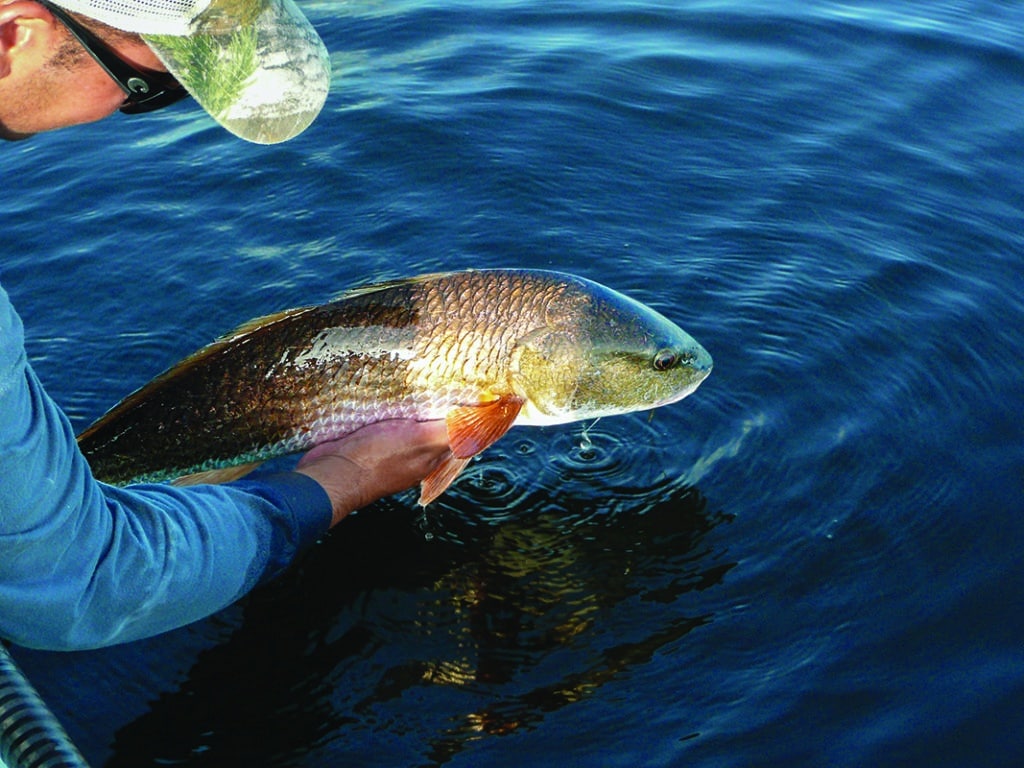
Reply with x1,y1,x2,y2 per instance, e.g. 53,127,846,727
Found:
419,415,705,543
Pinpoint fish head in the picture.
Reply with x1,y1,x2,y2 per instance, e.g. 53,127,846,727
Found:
512,275,712,424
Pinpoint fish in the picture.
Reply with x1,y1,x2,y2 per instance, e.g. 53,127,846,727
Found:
77,269,712,505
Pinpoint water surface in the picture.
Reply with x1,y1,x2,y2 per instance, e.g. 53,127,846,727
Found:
4,1,1024,766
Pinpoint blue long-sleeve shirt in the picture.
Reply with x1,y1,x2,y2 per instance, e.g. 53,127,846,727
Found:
0,282,332,650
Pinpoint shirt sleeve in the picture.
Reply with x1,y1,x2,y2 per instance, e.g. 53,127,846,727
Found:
0,283,333,651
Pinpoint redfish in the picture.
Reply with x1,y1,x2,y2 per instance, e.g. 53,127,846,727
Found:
77,269,712,504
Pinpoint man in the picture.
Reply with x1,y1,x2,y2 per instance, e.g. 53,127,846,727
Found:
0,0,451,650
1,0,331,141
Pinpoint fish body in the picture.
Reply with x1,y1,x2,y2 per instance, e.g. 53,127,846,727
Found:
77,269,712,504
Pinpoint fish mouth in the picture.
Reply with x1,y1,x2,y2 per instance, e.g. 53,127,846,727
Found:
692,343,713,373
658,383,707,408
661,354,712,407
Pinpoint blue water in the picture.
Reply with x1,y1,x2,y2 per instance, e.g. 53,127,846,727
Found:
4,0,1024,765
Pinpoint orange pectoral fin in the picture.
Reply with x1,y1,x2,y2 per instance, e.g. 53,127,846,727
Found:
446,395,525,459
419,454,471,506
417,395,525,505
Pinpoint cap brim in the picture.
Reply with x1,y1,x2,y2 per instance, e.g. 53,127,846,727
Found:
143,0,331,144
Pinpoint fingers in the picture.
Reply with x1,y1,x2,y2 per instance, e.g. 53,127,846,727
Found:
295,419,451,525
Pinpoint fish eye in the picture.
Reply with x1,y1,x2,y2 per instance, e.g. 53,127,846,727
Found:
652,348,679,371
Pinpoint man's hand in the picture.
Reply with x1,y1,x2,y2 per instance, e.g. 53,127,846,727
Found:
295,420,451,526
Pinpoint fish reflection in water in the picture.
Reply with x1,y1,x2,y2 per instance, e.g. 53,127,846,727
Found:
107,427,731,767
416,491,730,758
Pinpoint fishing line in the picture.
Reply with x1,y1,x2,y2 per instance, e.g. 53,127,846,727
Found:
577,418,601,459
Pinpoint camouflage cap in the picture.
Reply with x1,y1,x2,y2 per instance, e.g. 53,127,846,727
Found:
51,0,331,144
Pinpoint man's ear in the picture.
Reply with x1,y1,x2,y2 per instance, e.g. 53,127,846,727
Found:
0,1,58,79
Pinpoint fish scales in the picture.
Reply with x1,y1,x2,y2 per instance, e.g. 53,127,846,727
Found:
80,272,553,485
413,272,567,389
78,269,712,501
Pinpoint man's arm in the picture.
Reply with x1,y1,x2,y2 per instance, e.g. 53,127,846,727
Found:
0,283,448,650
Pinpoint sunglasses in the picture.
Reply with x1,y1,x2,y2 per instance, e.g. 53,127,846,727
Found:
40,1,189,114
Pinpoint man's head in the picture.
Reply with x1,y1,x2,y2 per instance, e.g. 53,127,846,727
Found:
0,0,330,143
